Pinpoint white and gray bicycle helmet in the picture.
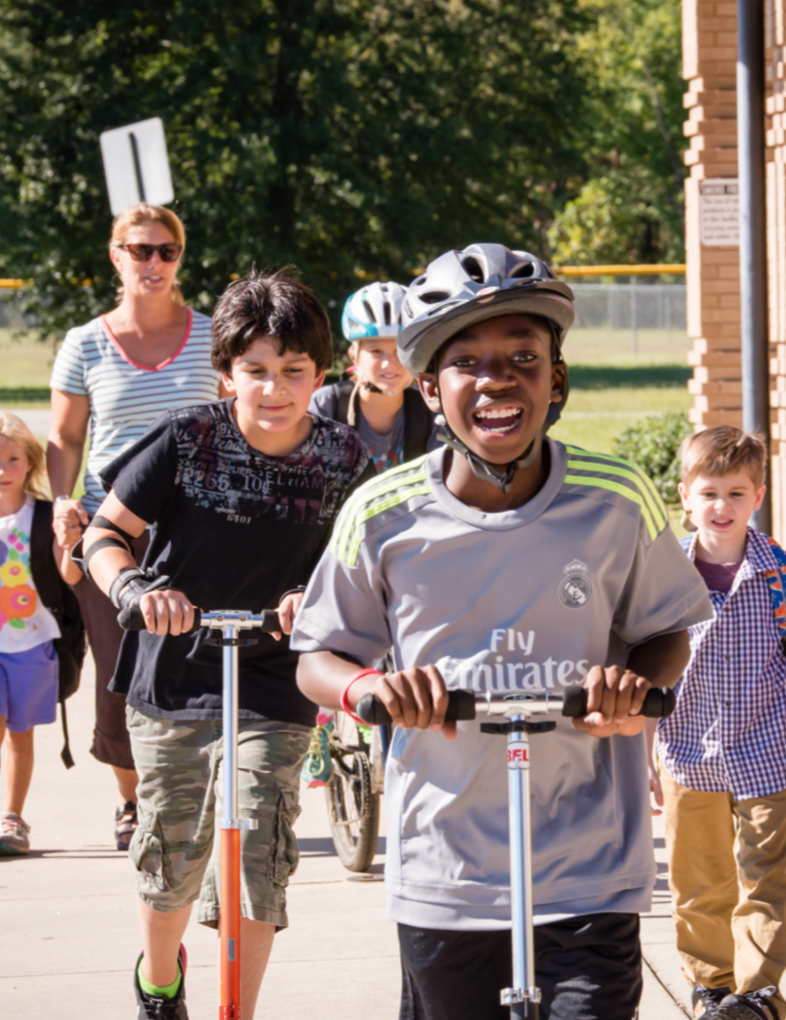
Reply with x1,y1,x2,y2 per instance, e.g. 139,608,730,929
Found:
397,243,575,493
398,243,574,375
342,281,406,341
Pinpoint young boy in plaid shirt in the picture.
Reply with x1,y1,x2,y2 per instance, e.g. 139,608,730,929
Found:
648,427,786,1020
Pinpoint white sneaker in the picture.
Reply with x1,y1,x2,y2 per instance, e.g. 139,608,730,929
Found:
0,813,31,855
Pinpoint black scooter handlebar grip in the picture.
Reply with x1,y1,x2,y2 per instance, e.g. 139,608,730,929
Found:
118,606,203,632
561,685,676,719
356,689,478,726
257,610,281,633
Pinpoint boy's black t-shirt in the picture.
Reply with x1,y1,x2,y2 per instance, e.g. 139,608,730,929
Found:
100,399,373,725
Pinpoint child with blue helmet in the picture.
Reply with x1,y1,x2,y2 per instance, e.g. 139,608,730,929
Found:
309,282,436,474
302,282,438,789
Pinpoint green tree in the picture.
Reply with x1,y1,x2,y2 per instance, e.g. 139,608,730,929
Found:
0,0,590,340
548,0,686,265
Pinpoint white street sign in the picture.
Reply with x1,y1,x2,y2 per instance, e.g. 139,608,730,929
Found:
99,117,174,215
699,178,739,247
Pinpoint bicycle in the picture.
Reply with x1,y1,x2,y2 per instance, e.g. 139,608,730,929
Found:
324,709,385,872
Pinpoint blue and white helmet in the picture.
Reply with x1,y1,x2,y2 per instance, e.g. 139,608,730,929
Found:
341,281,407,341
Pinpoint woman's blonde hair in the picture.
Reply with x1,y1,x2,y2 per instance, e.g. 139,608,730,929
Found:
109,203,186,305
0,412,49,500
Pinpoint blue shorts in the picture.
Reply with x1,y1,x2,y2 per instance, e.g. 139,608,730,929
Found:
0,641,59,732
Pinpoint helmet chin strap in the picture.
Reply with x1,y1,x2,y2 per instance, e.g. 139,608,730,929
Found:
362,378,400,397
434,414,540,494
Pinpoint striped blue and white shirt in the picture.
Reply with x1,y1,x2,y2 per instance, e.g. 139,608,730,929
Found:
50,310,220,513
657,528,786,800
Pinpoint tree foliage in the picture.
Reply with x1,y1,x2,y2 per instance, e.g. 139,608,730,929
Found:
0,0,590,339
548,0,687,266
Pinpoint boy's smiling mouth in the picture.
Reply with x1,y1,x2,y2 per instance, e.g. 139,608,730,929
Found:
472,406,523,433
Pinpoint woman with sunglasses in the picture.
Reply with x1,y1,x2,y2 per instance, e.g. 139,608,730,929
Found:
47,203,223,850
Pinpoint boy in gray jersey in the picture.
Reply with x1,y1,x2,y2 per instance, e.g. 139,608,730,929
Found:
291,244,712,1020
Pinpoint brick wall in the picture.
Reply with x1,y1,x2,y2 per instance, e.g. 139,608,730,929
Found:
766,0,786,539
683,0,742,430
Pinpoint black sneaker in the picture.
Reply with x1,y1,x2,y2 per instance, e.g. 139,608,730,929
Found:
718,987,779,1020
134,945,189,1019
692,985,733,1018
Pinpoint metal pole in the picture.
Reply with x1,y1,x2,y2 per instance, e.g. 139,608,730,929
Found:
503,718,540,1019
630,276,638,355
223,629,239,821
737,0,772,531
220,625,241,1019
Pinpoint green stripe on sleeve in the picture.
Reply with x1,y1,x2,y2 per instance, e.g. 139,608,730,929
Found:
345,483,431,567
565,446,668,527
331,461,429,564
566,456,668,532
563,473,659,541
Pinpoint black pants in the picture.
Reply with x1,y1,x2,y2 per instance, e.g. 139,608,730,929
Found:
398,913,642,1020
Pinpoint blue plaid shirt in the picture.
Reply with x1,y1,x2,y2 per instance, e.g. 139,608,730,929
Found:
657,528,786,800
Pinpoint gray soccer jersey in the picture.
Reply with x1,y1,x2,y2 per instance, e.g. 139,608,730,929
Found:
290,441,712,931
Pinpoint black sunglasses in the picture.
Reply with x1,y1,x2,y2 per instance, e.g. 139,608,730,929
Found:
117,242,182,263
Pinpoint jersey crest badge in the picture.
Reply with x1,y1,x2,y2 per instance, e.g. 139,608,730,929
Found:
559,560,592,609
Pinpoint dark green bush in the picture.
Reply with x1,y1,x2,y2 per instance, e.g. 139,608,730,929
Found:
612,412,692,504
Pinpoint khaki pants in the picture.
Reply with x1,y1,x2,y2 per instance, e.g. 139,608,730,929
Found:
661,769,786,1015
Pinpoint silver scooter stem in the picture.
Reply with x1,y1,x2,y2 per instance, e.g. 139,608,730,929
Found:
502,714,541,1019
222,626,239,825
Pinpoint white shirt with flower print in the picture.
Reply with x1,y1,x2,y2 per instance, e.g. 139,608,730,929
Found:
0,499,60,653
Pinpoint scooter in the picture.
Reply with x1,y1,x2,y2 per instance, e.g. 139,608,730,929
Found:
357,684,676,1020
120,605,280,1020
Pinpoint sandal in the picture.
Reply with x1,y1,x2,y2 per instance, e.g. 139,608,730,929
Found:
115,801,138,851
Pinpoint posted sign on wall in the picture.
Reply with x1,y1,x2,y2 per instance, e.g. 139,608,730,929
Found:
699,178,739,246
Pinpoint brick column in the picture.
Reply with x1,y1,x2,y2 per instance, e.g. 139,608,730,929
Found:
683,0,742,428
767,0,786,540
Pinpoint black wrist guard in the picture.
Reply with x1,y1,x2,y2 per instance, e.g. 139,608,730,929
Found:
109,568,171,610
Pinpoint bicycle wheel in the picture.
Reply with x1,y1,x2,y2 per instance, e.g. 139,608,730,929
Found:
325,712,380,872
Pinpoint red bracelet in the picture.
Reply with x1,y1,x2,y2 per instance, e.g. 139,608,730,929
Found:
340,668,384,724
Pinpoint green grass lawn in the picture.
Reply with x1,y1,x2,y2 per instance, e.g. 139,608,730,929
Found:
0,324,694,457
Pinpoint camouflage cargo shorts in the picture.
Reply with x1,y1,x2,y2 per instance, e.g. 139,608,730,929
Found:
126,707,311,929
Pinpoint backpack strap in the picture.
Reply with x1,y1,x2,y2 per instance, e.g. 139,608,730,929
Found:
29,500,85,769
762,535,786,651
29,500,62,610
402,388,435,462
331,380,355,427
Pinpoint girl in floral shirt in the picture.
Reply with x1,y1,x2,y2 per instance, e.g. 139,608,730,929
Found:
0,413,81,854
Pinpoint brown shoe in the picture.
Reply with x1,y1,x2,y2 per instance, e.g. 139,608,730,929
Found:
115,801,138,851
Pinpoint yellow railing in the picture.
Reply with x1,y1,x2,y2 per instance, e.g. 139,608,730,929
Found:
553,264,686,276
0,279,26,289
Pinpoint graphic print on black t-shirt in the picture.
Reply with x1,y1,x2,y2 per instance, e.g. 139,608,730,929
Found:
175,406,359,525
100,400,373,725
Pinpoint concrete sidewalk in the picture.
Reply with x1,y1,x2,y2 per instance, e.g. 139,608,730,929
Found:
1,659,689,1018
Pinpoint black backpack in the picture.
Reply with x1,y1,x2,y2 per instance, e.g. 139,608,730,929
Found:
29,499,86,769
330,379,434,462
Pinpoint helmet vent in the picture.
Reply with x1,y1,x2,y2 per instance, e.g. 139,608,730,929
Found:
511,262,535,279
383,301,391,325
420,291,450,305
462,256,485,283
362,299,377,323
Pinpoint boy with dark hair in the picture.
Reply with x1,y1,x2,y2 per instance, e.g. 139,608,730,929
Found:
649,427,786,1020
79,266,373,1020
291,244,713,1020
